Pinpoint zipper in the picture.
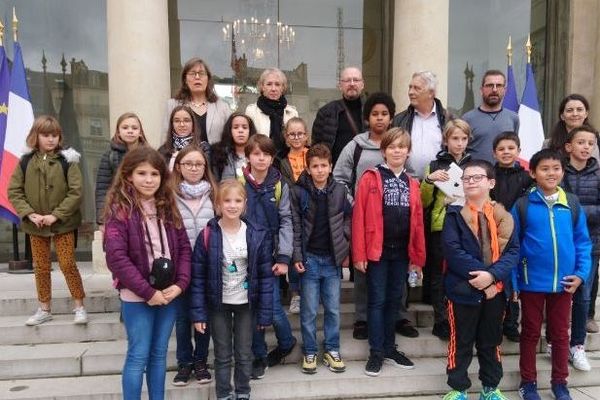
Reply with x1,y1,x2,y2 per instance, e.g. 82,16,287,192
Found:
522,257,529,285
548,207,559,292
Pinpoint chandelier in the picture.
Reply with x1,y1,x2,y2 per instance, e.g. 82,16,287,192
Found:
222,17,296,61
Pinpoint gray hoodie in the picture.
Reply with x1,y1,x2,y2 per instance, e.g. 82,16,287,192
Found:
333,132,384,196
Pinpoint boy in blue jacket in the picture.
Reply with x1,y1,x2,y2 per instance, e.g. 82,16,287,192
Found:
442,160,519,400
513,149,592,400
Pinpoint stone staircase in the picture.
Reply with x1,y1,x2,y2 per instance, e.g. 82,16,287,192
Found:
1,264,600,399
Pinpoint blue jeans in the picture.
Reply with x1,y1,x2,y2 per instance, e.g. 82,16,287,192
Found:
571,255,599,346
300,252,341,354
175,292,210,366
252,277,295,358
367,255,408,355
121,300,177,400
210,304,253,399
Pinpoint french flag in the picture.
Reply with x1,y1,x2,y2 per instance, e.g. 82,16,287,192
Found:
504,64,519,114
0,41,34,224
517,63,544,161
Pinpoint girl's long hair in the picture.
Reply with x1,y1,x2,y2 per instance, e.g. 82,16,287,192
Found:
170,145,217,202
103,146,182,228
111,112,148,146
211,112,257,179
158,105,201,159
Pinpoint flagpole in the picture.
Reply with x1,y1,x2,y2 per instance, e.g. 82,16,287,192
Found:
525,34,532,64
507,35,513,66
0,19,4,47
12,7,18,43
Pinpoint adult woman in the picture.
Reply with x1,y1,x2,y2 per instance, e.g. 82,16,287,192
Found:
164,58,231,145
547,94,591,154
245,67,299,154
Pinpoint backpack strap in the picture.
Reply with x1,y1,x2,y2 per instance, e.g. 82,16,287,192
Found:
20,152,69,182
516,191,580,238
203,227,210,249
349,142,363,193
274,180,282,206
565,191,580,227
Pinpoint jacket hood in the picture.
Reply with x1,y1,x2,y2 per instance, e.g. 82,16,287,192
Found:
353,132,382,150
495,161,527,175
296,170,334,193
60,148,81,163
435,150,471,165
565,157,599,175
109,141,128,153
242,165,282,189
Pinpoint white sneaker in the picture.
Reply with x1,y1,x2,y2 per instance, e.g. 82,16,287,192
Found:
73,307,88,325
289,295,301,314
569,345,591,371
25,308,52,326
546,343,552,358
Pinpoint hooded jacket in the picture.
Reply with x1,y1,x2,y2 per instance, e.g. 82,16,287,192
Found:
95,142,127,224
490,162,533,211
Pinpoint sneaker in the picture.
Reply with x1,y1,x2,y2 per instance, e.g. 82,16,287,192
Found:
73,307,88,325
323,350,346,373
251,357,268,380
301,354,317,374
443,390,468,400
395,319,419,338
503,325,520,342
266,337,297,367
551,383,572,400
546,343,552,358
480,386,508,400
432,321,450,340
569,345,591,371
289,295,300,314
383,347,415,369
25,308,52,326
518,381,541,400
194,361,212,384
364,353,383,377
353,320,368,340
172,364,193,386
586,318,599,333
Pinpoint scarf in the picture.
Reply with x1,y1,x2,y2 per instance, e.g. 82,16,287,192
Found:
180,180,211,200
256,94,287,152
172,134,193,151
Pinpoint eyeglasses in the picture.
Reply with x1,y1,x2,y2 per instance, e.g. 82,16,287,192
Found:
287,132,306,139
187,71,208,78
483,83,505,90
179,162,205,170
340,78,363,84
461,174,488,183
174,118,193,125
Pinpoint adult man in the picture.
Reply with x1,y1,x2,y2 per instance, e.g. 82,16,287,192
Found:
312,67,365,165
462,70,519,163
393,70,451,180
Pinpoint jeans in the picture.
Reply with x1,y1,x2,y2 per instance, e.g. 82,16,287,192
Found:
300,252,341,354
367,255,408,355
121,300,177,400
175,292,210,366
210,304,253,399
571,254,599,346
252,277,295,358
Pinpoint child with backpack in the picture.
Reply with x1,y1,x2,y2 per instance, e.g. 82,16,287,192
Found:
8,115,87,326
513,149,592,400
291,144,352,374
211,112,257,181
240,134,297,379
190,179,274,400
420,119,472,340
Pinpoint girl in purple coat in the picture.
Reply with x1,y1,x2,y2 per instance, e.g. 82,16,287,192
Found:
103,146,192,400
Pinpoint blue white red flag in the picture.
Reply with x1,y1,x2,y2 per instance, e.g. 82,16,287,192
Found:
504,64,519,113
518,63,544,161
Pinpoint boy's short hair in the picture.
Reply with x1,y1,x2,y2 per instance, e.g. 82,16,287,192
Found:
305,143,332,165
363,92,396,121
567,124,599,143
492,131,520,150
443,119,472,142
462,159,495,179
380,127,411,152
245,134,276,158
529,148,565,171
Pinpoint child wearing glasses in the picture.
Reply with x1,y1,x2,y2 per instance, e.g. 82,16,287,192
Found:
441,160,519,400
158,105,204,170
170,146,217,386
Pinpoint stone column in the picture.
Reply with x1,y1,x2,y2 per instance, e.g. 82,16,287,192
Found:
391,0,449,110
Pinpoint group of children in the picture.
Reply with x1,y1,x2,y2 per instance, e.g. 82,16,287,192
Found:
7,94,600,400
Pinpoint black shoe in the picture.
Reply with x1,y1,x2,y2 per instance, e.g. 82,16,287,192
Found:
364,353,383,377
384,347,415,369
432,321,450,340
193,361,212,384
251,357,268,380
266,337,297,367
172,364,193,386
503,326,521,342
395,320,419,338
353,321,368,340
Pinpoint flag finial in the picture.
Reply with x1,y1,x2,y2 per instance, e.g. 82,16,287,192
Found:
526,34,532,64
507,35,513,66
12,7,18,43
0,19,4,47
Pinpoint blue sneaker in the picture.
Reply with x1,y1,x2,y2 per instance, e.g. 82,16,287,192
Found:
551,383,572,400
443,390,468,400
519,381,541,400
480,386,508,400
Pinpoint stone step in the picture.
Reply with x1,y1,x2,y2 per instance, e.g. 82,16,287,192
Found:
2,355,600,400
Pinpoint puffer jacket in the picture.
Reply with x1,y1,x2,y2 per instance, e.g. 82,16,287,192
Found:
311,99,364,153
562,157,600,255
95,142,127,224
490,162,533,211
291,171,352,266
8,149,82,236
189,218,274,326
175,194,215,247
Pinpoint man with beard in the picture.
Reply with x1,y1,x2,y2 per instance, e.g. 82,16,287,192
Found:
463,70,519,163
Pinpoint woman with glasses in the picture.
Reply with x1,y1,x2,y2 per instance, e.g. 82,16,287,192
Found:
245,67,299,154
163,58,231,146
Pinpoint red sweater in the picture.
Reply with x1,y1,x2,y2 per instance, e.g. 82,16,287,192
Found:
352,168,426,267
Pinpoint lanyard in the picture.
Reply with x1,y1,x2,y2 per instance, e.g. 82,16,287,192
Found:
144,218,166,259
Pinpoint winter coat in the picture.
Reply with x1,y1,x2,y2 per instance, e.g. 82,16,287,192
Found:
490,162,533,211
274,146,309,186
244,102,298,137
562,158,600,255
511,186,592,293
175,194,215,248
103,208,192,301
351,168,426,267
189,218,274,326
212,149,245,182
8,149,82,236
442,202,519,305
95,142,127,224
311,99,364,153
392,98,451,135
291,171,352,266
163,98,232,145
